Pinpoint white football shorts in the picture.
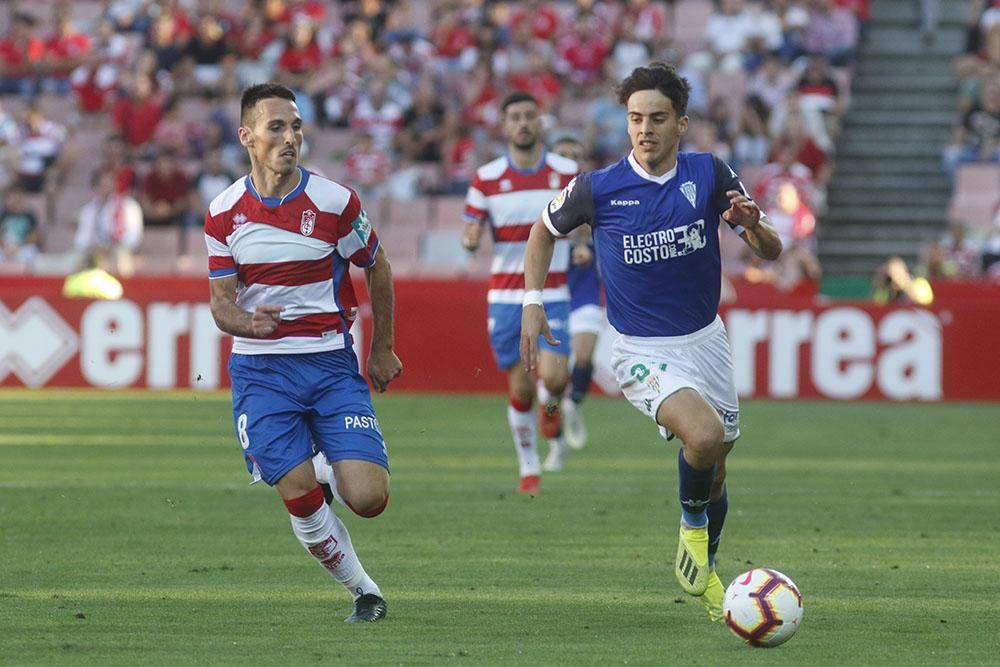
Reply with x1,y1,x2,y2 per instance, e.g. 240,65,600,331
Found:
611,315,740,443
569,304,605,336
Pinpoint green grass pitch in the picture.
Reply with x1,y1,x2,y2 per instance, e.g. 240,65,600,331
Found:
1,390,998,665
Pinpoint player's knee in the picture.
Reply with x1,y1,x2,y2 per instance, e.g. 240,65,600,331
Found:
683,422,725,463
346,493,389,518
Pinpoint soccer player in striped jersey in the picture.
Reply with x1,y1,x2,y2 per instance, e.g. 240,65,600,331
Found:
462,92,579,494
205,83,402,623
520,64,782,622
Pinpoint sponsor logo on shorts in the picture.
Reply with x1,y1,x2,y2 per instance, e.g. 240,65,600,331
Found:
345,415,382,433
721,410,738,425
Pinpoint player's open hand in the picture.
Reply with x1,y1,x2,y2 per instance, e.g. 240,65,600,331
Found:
251,304,283,337
519,304,559,372
722,190,761,229
367,348,402,393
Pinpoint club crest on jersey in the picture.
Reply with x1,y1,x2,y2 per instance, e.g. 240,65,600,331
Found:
548,172,560,189
232,213,247,228
500,179,513,192
300,209,316,236
681,181,697,208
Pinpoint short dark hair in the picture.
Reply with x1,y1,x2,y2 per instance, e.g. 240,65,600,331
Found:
615,62,691,117
501,91,538,115
240,83,296,125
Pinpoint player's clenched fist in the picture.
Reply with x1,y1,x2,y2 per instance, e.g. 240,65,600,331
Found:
251,304,283,337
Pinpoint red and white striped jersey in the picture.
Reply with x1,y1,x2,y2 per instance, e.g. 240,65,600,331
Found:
205,166,378,355
464,152,578,304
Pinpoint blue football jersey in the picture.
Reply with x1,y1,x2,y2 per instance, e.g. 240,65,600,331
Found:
542,152,746,337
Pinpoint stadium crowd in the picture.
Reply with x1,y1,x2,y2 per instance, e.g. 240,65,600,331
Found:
0,0,873,288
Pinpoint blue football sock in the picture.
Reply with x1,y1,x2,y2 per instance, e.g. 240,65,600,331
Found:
707,488,728,568
570,363,593,404
678,447,715,528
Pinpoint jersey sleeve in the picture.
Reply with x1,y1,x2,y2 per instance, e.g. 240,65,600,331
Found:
711,155,751,233
541,171,594,237
335,191,380,268
204,210,237,279
464,173,489,224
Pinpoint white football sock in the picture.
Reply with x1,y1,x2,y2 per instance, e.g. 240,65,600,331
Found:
507,404,541,477
311,452,348,508
290,503,382,600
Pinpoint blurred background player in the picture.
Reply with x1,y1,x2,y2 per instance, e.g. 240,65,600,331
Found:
462,92,579,493
550,134,602,450
520,63,781,622
206,83,402,624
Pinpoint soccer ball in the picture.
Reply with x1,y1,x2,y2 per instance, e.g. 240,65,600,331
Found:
723,568,803,647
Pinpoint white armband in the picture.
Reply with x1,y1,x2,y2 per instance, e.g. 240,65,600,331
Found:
522,290,544,308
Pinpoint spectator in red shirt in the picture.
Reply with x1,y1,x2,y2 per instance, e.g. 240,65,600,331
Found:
556,12,610,93
112,74,166,156
277,18,324,89
0,13,46,95
509,0,563,41
431,4,477,70
139,147,192,228
509,47,562,115
43,7,91,93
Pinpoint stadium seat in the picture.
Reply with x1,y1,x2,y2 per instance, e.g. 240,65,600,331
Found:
42,225,77,253
707,69,747,123
949,164,1000,231
139,226,183,257
427,196,468,230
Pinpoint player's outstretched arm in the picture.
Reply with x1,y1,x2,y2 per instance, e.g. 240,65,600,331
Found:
723,190,783,261
364,245,403,393
519,219,559,372
209,275,283,338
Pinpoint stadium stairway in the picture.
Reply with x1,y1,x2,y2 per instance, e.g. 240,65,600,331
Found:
818,0,966,278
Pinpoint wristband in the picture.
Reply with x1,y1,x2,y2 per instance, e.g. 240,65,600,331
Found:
522,290,544,308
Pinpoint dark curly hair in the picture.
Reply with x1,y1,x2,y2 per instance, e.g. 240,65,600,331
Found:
615,62,691,117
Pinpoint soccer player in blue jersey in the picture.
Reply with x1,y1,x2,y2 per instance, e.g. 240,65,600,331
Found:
207,83,402,623
520,63,782,622
551,135,602,450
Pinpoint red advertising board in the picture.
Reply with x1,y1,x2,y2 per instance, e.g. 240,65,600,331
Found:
2,276,999,400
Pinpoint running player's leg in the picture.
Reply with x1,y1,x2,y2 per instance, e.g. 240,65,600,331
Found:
492,304,542,492
657,389,725,596
506,362,542,492
537,348,569,471
277,462,387,622
537,301,571,471
564,325,598,449
300,348,391,622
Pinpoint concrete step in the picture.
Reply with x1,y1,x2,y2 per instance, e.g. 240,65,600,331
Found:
849,92,958,111
819,238,929,258
869,0,967,22
818,220,942,241
836,157,946,175
852,74,956,93
826,188,951,207
855,57,954,78
840,124,951,143
861,30,965,56
825,205,947,225
837,139,945,159
830,173,951,192
846,109,956,126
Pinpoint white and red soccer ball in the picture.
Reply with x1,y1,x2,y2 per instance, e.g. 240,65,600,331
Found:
723,568,803,647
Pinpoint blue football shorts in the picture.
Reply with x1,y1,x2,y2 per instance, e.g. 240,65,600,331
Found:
228,348,389,486
488,300,570,370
